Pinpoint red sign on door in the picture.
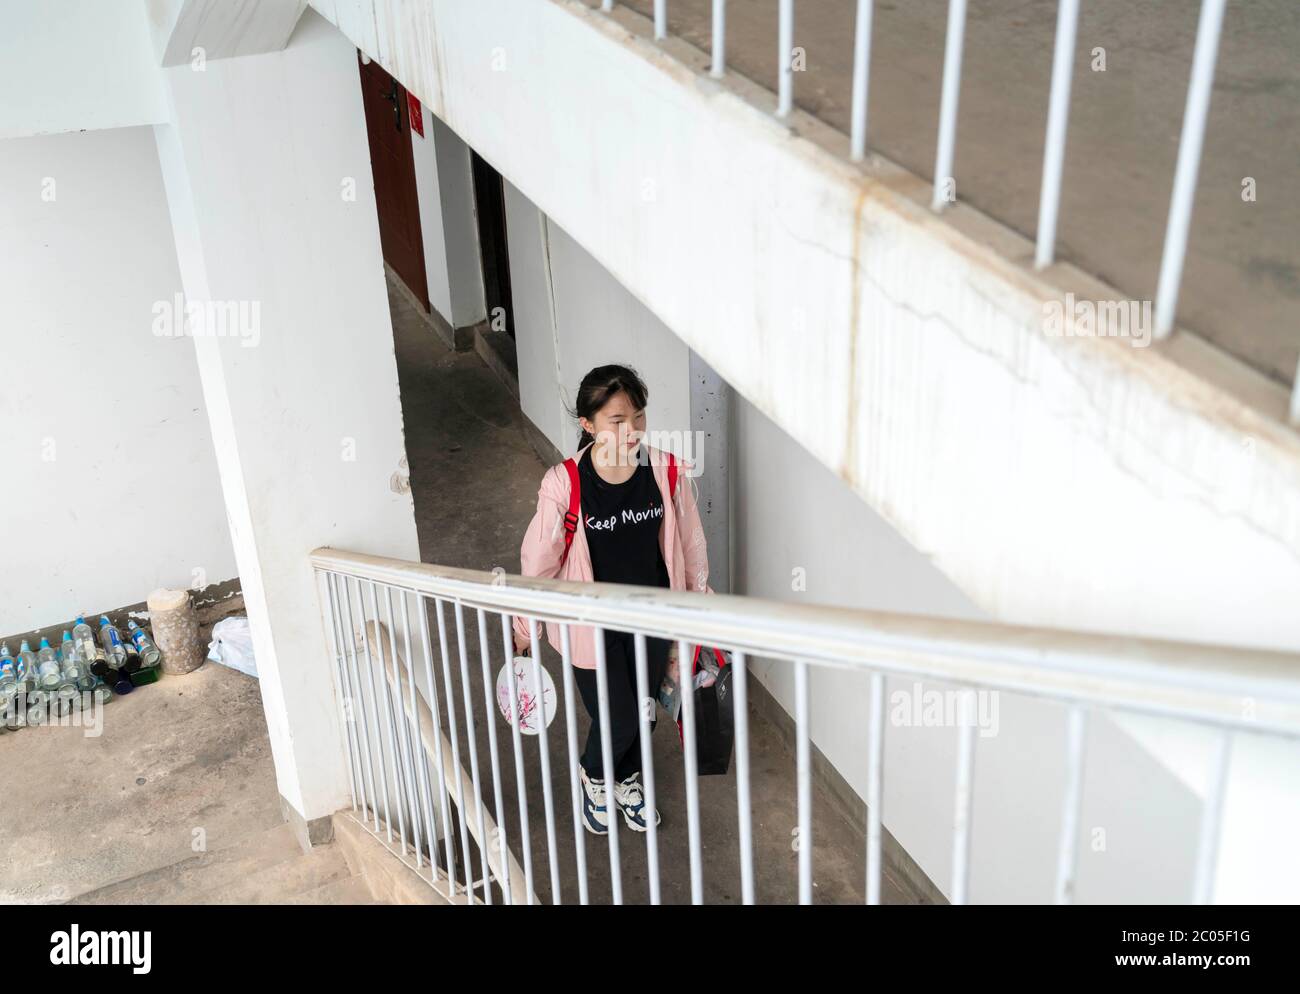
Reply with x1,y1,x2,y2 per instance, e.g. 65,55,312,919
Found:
407,92,424,137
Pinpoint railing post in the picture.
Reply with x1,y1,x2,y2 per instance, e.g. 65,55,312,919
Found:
1154,0,1228,338
711,0,726,78
527,617,563,904
1290,362,1300,427
557,624,591,905
1192,731,1233,904
322,572,360,814
865,671,885,905
399,590,440,881
452,601,492,899
499,612,537,903
849,0,874,162
1054,706,1087,904
678,639,705,903
632,633,663,904
1034,0,1081,269
950,689,977,904
795,659,813,904
592,626,624,904
931,0,968,210
733,651,755,905
777,0,794,117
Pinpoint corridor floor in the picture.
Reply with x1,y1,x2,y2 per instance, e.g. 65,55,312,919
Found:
388,277,916,904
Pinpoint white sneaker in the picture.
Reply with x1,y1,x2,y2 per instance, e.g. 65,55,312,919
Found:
613,772,661,832
580,766,608,835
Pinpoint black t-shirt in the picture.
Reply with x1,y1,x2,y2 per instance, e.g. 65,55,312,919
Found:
578,445,670,589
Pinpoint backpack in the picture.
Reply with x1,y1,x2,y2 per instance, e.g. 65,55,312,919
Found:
557,449,678,569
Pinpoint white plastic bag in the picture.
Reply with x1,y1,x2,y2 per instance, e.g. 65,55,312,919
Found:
207,616,258,678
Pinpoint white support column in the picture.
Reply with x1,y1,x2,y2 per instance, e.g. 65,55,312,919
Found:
689,350,731,594
153,9,421,844
410,113,487,334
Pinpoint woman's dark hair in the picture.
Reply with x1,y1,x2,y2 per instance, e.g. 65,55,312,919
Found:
571,364,649,449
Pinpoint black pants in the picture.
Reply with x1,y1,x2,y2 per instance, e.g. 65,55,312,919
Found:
574,630,673,782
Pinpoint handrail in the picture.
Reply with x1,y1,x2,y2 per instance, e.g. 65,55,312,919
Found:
311,547,1300,738
365,618,534,906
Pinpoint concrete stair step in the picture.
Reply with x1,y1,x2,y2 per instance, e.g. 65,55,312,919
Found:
283,872,381,905
68,822,307,905
187,841,353,904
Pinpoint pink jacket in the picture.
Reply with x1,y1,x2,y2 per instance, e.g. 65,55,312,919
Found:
512,442,714,668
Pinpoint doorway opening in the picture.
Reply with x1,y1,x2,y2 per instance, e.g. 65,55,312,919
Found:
471,151,514,340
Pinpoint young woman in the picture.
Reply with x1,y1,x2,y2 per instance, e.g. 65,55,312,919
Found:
512,364,713,835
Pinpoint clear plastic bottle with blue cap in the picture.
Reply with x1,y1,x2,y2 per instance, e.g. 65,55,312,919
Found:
0,644,17,695
0,644,17,727
36,638,64,690
73,616,104,668
62,630,96,694
17,641,39,690
60,632,82,677
99,616,128,668
127,620,163,669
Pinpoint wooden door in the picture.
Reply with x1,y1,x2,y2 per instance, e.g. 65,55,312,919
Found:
358,55,429,311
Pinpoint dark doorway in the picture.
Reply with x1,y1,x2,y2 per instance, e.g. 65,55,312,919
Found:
471,152,514,340
358,54,429,312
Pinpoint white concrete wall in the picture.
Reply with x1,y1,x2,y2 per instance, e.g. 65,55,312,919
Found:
410,107,485,330
732,396,1209,903
505,180,691,457
432,117,486,330
154,7,421,821
504,177,1296,904
0,126,235,634
410,103,453,323
0,0,166,139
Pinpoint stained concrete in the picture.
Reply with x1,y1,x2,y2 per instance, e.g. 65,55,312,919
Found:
610,0,1300,387
0,661,362,903
0,660,258,899
390,276,921,903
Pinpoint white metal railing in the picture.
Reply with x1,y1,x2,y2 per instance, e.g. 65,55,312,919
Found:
311,547,1300,905
608,0,1220,327
603,0,1297,417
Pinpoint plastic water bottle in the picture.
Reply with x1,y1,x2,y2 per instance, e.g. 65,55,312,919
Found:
99,616,128,668
121,628,142,672
17,641,39,689
127,621,163,668
36,638,64,690
0,643,17,695
60,631,87,682
73,616,104,668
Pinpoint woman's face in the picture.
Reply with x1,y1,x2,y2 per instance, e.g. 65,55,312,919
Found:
581,390,646,464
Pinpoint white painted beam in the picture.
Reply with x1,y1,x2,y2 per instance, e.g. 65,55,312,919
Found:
148,0,306,67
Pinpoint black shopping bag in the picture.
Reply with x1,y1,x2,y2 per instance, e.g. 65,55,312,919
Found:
675,644,734,776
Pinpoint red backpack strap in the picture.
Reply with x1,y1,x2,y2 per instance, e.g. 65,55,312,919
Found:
667,451,678,501
559,458,581,567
